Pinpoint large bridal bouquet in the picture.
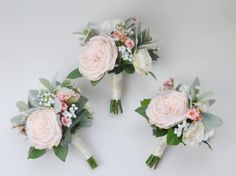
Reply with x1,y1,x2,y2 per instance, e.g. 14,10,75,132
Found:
135,77,223,169
67,17,159,115
11,78,98,169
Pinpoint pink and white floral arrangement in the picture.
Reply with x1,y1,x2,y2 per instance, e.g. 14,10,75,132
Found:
67,17,159,115
135,77,223,169
11,78,98,169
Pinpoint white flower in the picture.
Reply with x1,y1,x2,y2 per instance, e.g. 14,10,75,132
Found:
133,49,152,75
182,122,205,146
203,130,215,141
95,19,123,34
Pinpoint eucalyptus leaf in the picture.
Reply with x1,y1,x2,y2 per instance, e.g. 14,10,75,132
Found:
53,145,69,162
79,119,93,127
75,96,88,113
28,147,46,159
66,68,83,79
39,78,54,92
201,113,223,130
11,115,27,125
16,101,28,112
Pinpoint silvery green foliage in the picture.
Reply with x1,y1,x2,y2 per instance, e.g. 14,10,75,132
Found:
201,113,223,130
16,101,28,112
28,90,41,108
11,115,27,125
54,98,62,113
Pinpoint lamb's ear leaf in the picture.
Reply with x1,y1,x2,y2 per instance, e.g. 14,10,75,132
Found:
28,147,46,159
66,68,83,79
201,113,223,130
54,98,62,113
16,101,28,112
189,77,200,91
53,145,69,162
11,115,27,125
39,78,54,92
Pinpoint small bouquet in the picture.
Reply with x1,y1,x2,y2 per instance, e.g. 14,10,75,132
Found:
11,78,98,169
67,17,159,115
135,77,223,169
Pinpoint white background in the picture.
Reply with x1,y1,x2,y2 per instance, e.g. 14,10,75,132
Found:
0,0,235,175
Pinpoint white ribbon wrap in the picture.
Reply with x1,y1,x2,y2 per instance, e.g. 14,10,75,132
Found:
152,136,167,157
72,132,92,160
112,73,123,100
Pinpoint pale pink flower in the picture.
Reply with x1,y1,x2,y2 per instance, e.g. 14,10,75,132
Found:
146,91,188,129
186,108,202,122
56,88,80,102
61,102,68,112
125,38,135,49
26,109,62,149
163,78,174,90
61,117,72,127
79,35,118,81
112,31,124,41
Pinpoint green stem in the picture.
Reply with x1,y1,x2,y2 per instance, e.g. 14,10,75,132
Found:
87,156,98,169
146,154,161,169
110,99,123,115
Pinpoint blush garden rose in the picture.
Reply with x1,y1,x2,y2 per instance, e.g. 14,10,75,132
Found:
26,109,62,150
79,35,118,81
146,91,188,129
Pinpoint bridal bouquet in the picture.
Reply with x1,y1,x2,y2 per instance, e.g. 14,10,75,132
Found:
11,78,98,169
135,77,223,169
67,17,159,115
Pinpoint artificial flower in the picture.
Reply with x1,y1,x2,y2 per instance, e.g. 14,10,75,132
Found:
133,49,152,75
79,35,118,81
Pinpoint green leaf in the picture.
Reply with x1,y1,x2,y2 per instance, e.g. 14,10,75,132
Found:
167,128,182,145
28,90,41,108
201,112,223,130
75,95,88,113
135,106,148,119
61,130,72,146
190,77,200,90
11,115,27,125
140,99,151,107
149,71,157,80
28,147,46,159
39,78,54,92
16,101,28,112
153,126,168,137
123,64,135,74
66,68,83,79
148,49,159,61
53,145,69,162
91,79,101,86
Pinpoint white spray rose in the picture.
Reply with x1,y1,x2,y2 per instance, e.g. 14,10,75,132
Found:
133,49,152,75
182,122,205,146
95,19,123,34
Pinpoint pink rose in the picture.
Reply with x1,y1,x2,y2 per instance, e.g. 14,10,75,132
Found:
146,91,189,129
61,102,68,112
61,117,72,127
26,109,62,149
112,31,124,41
186,108,202,122
56,88,79,102
79,35,118,81
125,38,135,49
163,78,174,90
